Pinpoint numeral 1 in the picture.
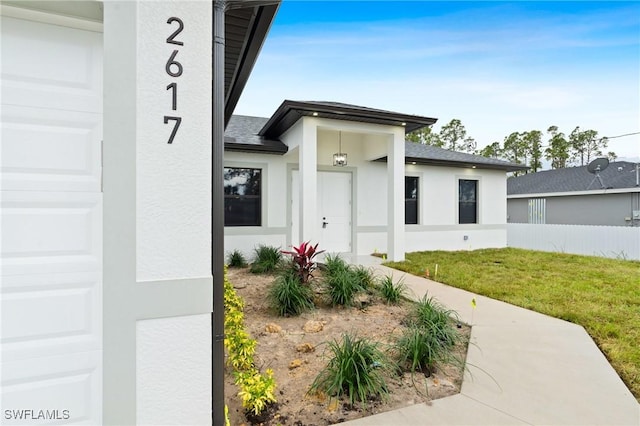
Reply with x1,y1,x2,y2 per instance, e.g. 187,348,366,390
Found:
166,82,177,110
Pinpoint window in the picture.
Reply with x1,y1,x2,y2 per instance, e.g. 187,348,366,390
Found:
458,179,478,224
528,198,546,224
405,176,419,224
224,168,261,226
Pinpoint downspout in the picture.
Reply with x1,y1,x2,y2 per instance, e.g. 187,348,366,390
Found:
212,1,225,424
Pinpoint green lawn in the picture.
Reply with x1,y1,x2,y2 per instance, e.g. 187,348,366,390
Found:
384,248,640,401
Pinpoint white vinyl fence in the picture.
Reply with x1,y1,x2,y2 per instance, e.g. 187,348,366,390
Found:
508,224,640,261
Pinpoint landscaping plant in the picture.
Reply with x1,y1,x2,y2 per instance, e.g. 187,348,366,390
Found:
268,267,315,316
323,253,349,276
321,254,371,306
378,274,407,304
324,266,367,307
250,244,282,274
309,333,390,406
223,267,277,415
395,325,446,374
281,241,324,285
410,293,459,348
394,292,461,375
227,249,248,268
351,265,376,291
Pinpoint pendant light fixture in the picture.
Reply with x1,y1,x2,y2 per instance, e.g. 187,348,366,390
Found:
332,131,347,166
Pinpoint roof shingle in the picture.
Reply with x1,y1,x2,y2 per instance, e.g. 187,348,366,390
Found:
507,161,640,194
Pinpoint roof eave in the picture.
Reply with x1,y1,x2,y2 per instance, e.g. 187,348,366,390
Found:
258,100,437,138
379,156,529,172
224,142,287,155
224,3,280,127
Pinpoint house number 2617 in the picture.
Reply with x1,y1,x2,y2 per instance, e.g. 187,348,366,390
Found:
164,17,183,144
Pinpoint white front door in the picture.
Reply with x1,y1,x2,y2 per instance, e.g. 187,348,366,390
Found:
1,15,103,423
318,171,352,253
291,170,352,253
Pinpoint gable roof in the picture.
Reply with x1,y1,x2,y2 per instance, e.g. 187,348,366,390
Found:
258,100,438,138
507,161,640,195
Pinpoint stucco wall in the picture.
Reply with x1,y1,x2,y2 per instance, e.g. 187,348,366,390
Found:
224,139,510,256
136,2,212,282
136,314,211,426
103,2,213,424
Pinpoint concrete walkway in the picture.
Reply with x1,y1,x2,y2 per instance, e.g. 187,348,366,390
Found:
342,260,640,426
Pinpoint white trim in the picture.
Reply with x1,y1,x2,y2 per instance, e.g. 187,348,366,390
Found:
0,4,103,32
508,187,640,199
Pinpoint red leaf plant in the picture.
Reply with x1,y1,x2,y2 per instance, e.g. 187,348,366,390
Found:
281,241,325,285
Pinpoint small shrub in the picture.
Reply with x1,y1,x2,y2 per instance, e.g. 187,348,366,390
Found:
282,241,324,284
224,268,277,415
323,253,349,276
268,269,315,316
410,294,459,348
250,244,282,274
324,267,366,307
378,275,407,304
309,333,390,406
236,367,277,416
351,265,376,291
395,325,445,374
227,249,248,268
321,255,369,306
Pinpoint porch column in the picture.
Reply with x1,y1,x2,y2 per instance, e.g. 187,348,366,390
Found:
387,128,405,261
299,117,318,244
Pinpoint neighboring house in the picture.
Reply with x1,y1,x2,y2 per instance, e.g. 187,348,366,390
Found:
507,162,640,260
223,100,527,261
507,162,640,227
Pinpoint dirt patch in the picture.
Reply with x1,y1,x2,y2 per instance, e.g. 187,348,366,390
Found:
225,267,470,425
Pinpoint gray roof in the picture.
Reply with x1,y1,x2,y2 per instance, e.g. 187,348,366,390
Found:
507,161,640,195
225,115,527,172
402,142,528,172
225,115,287,154
258,100,437,138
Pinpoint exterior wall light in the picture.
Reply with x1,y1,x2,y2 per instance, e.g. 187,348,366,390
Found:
333,131,347,166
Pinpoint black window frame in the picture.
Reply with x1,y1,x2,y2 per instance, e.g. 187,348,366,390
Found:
405,176,419,225
458,179,478,224
224,167,262,227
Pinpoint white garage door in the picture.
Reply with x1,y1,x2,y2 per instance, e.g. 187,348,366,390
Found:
1,14,103,424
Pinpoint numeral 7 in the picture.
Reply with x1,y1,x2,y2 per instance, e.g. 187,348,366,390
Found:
164,116,182,144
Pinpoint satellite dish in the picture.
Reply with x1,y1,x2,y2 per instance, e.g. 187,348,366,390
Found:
586,158,609,189
587,157,609,174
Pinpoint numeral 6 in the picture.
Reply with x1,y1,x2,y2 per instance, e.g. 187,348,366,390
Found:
166,50,183,77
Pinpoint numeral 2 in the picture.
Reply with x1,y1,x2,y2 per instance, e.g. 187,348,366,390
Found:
164,116,182,144
166,17,184,45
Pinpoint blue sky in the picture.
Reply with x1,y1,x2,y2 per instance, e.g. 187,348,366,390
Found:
234,1,640,161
